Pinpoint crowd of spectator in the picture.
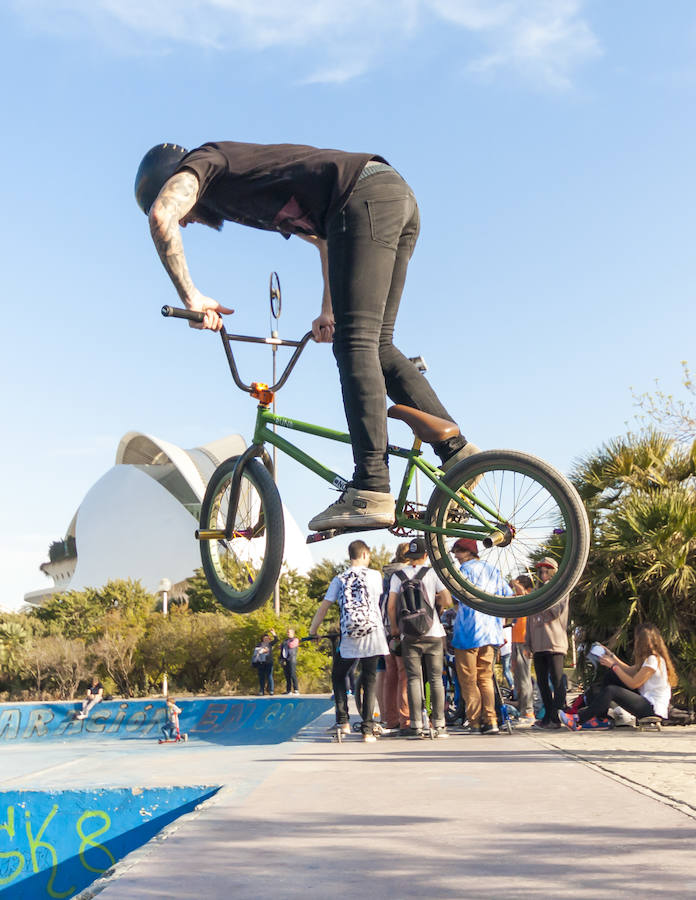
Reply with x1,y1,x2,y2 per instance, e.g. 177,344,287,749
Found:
251,541,676,740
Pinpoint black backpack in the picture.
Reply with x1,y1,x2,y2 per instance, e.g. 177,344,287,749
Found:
394,567,434,637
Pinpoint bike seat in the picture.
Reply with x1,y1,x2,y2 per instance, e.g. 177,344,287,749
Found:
387,405,461,443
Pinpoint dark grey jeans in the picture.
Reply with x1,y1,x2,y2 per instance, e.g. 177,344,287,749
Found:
332,652,379,734
326,169,465,492
402,635,445,729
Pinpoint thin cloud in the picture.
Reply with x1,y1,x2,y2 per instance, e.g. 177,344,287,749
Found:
11,0,600,88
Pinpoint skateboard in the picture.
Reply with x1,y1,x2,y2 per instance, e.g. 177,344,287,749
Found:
636,716,662,732
158,732,189,744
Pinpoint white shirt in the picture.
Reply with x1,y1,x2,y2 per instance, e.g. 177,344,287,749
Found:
325,566,389,659
389,565,446,639
500,625,513,657
639,654,671,719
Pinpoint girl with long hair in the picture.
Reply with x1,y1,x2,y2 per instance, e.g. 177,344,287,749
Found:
560,623,677,730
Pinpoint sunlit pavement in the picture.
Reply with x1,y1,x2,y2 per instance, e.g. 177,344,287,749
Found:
29,710,691,899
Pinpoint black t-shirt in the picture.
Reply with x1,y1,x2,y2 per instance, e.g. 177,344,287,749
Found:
176,141,386,239
88,682,103,697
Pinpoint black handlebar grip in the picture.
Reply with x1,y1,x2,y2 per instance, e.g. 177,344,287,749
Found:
161,305,205,323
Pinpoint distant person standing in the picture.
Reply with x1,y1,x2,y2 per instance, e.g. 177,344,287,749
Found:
252,630,277,696
77,676,104,720
450,539,510,734
310,540,389,742
280,628,300,694
527,558,569,729
380,542,411,732
387,537,452,739
509,575,535,725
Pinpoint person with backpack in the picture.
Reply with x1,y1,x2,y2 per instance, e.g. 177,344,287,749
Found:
387,537,452,739
380,542,412,733
310,540,389,742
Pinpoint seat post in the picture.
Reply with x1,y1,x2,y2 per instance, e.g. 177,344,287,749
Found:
395,437,422,513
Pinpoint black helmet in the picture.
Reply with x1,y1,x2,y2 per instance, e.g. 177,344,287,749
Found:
134,143,188,215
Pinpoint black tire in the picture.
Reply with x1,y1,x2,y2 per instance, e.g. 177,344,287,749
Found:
425,450,589,617
199,457,284,613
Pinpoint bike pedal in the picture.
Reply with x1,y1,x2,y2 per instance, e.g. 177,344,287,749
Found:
306,529,339,543
306,525,383,544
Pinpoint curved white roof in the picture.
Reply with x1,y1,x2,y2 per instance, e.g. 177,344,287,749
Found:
30,431,313,602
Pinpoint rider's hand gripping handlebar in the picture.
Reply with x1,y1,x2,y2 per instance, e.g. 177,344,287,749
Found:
161,305,313,395
161,305,206,324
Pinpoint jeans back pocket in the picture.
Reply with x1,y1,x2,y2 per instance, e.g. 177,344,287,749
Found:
366,196,411,250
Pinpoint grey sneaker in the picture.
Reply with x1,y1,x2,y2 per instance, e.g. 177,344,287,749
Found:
308,488,395,531
434,726,449,739
327,722,351,735
442,441,482,473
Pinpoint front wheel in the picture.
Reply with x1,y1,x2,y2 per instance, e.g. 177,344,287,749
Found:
199,457,284,613
425,450,590,616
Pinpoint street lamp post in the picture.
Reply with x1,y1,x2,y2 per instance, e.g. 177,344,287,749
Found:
270,273,282,616
408,355,429,506
157,577,172,697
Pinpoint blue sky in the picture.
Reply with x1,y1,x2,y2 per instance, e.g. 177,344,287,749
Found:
2,1,694,610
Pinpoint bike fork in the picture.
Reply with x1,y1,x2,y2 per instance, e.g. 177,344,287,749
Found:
196,443,274,541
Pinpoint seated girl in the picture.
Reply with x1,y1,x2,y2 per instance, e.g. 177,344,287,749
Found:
560,623,676,730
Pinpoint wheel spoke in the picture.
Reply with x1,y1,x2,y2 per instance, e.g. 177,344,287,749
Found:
424,451,589,616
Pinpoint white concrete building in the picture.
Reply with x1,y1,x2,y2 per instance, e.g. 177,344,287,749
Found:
24,431,312,606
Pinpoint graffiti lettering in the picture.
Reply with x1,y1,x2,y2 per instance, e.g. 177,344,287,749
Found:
0,804,114,894
0,708,20,741
25,805,75,898
105,702,129,732
192,703,228,732
0,806,24,886
77,811,115,874
23,708,55,739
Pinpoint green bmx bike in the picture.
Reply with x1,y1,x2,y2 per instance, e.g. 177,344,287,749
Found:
163,293,589,619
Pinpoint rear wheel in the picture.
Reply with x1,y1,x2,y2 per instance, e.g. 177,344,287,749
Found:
425,450,589,616
199,457,284,613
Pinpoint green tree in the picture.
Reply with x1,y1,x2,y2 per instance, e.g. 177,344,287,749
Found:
30,579,156,641
40,636,89,699
571,430,696,701
0,620,30,691
184,568,225,613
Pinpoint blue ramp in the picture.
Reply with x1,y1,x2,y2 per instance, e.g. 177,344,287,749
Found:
0,785,219,899
0,696,332,746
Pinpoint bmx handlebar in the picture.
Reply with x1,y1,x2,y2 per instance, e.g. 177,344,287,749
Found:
300,633,340,641
161,305,313,395
300,633,340,651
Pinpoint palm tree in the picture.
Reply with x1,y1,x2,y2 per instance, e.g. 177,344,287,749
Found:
571,431,696,701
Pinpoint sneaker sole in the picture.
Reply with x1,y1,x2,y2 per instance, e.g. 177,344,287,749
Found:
309,513,395,532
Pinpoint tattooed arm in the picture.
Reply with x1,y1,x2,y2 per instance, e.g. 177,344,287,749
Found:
148,171,233,330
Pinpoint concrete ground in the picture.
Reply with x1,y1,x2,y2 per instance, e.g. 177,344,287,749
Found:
5,706,696,899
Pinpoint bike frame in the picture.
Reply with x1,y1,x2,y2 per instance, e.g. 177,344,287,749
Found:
181,322,506,546
250,406,503,543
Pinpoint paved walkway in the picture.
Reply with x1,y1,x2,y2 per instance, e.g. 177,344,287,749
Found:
80,712,696,900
